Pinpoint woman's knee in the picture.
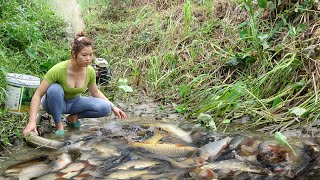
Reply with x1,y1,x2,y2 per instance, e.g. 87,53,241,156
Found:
46,83,64,98
96,102,111,116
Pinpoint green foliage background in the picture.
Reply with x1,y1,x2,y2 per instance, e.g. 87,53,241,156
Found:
0,0,69,147
79,0,320,132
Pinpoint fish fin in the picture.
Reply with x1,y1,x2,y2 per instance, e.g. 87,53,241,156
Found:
55,171,67,177
5,169,22,174
82,160,91,167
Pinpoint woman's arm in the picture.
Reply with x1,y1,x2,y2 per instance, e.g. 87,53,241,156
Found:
88,83,127,119
22,80,50,137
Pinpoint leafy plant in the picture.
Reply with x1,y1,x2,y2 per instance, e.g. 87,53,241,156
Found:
118,78,133,93
117,78,133,101
241,0,268,50
275,132,297,156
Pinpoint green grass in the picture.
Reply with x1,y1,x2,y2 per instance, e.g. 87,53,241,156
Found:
78,0,320,133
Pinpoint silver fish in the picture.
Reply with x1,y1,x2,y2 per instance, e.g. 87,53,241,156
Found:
199,137,232,161
34,173,59,180
51,153,72,171
6,162,52,180
117,159,161,170
59,161,89,179
107,170,150,179
91,142,121,158
25,131,66,150
202,159,264,174
146,123,193,143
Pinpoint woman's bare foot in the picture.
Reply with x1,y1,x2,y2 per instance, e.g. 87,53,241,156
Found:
55,122,64,130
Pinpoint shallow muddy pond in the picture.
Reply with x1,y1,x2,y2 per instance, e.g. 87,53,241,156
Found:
1,114,320,180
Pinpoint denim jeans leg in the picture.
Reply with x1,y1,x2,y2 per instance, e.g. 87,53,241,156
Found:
67,97,111,119
42,83,66,123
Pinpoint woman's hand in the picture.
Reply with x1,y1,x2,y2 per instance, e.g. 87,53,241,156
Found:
22,121,38,137
112,106,128,119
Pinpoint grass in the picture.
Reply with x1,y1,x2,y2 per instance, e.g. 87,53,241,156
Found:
78,0,320,133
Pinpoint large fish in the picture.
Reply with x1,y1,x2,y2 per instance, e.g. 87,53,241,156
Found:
140,172,183,180
201,159,264,174
91,142,121,158
6,162,52,180
59,161,90,179
145,124,192,143
73,166,103,179
138,152,197,169
199,137,232,161
106,170,150,179
5,155,53,179
51,153,72,171
117,159,161,170
144,131,165,144
130,142,198,157
34,173,59,180
25,131,66,150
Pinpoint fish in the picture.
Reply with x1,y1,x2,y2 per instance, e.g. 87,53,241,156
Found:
34,173,59,180
229,135,246,150
5,155,53,179
6,162,52,180
61,140,92,151
25,131,66,150
106,170,150,179
190,167,217,180
5,156,48,174
130,142,198,157
240,140,261,156
67,130,102,143
140,172,183,180
145,123,192,143
144,131,165,144
138,152,196,169
201,159,264,174
59,161,89,179
73,166,103,179
199,137,232,161
91,142,120,157
51,153,72,171
117,159,161,170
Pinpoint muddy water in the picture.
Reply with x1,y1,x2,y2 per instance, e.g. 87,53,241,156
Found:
1,112,320,180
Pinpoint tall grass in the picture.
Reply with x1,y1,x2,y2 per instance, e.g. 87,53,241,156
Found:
78,0,320,133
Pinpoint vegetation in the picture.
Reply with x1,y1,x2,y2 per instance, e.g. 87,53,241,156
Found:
80,0,320,132
0,0,319,150
0,0,69,148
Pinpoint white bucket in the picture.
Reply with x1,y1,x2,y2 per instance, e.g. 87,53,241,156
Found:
5,73,40,113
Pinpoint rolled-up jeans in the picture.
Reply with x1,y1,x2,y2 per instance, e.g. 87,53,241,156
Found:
42,83,112,124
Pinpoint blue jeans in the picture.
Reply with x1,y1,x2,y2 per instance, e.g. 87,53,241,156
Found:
42,83,112,123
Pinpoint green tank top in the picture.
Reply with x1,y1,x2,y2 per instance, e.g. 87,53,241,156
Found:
44,60,96,99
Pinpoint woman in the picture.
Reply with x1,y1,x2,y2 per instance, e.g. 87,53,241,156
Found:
23,32,127,136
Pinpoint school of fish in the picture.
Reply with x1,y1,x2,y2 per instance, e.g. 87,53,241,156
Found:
2,121,320,180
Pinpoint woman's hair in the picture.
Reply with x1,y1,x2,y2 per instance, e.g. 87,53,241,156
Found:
71,32,93,58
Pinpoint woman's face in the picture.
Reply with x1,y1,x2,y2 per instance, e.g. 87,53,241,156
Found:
74,46,94,67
